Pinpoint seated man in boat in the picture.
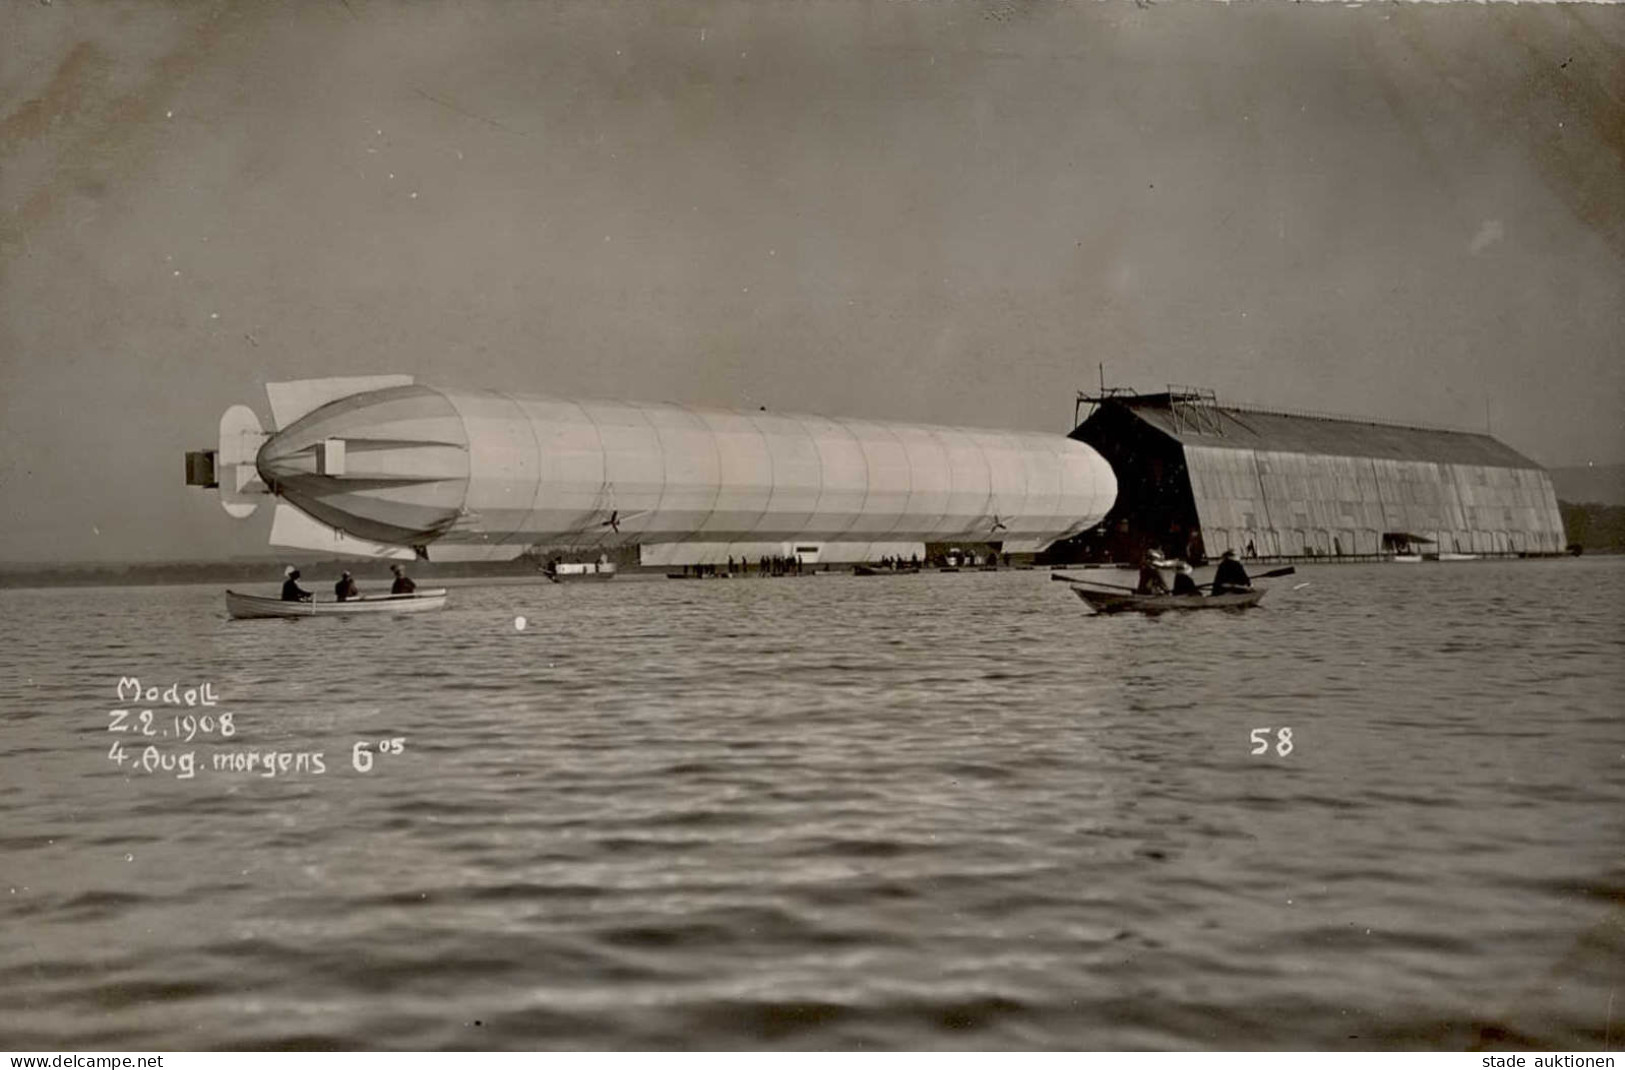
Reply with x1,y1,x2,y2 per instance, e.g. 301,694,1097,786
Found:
280,566,313,602
1171,561,1201,596
1135,553,1169,596
334,571,359,602
1211,550,1252,595
390,563,417,595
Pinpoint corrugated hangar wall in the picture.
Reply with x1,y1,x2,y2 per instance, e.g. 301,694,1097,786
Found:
1183,446,1567,557
1070,394,1567,560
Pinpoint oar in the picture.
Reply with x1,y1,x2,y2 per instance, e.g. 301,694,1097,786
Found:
1197,565,1295,590
1057,564,1293,592
1051,573,1139,592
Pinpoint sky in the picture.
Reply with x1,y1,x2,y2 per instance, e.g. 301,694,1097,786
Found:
1,0,1621,563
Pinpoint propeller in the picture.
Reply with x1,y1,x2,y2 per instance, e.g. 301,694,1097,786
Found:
599,509,650,533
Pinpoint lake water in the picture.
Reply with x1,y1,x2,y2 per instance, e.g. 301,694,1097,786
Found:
1,558,1621,1050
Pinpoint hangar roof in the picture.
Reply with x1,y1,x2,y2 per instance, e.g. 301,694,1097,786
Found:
1089,393,1543,470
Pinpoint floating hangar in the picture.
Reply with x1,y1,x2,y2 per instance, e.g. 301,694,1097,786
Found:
1060,388,1568,562
186,376,1118,565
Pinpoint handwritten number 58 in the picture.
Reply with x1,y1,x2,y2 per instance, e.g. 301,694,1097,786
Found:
1250,727,1293,757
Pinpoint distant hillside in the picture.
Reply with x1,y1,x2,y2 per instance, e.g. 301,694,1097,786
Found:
0,546,643,590
1559,502,1625,554
0,557,531,590
1550,465,1625,507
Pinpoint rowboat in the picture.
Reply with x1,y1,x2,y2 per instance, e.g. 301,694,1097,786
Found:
1436,552,1481,562
1070,586,1265,614
1391,554,1423,563
225,589,448,619
853,565,920,576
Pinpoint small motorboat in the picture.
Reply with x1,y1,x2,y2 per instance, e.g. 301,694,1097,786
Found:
226,588,448,619
1384,532,1433,561
544,561,616,583
1071,587,1265,615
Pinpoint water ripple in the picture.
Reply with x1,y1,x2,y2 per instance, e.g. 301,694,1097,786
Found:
0,560,1621,1048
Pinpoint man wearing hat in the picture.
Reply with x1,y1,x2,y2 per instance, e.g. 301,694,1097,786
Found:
1171,560,1201,597
334,570,360,602
1211,549,1252,595
1134,551,1169,596
390,563,416,595
280,566,313,603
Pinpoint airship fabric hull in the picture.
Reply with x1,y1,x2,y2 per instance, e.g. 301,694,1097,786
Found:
192,379,1117,564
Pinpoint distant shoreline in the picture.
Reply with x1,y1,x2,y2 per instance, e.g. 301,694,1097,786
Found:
0,558,550,591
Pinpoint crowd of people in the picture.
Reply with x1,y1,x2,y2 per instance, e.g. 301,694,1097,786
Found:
716,554,807,576
279,563,418,602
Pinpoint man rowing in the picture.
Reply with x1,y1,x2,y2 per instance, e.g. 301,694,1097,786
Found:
1135,553,1170,596
1171,561,1201,596
280,566,313,602
1211,550,1252,595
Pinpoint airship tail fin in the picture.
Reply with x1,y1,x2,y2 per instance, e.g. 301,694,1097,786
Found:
269,503,417,560
184,404,271,518
265,375,415,429
185,376,418,521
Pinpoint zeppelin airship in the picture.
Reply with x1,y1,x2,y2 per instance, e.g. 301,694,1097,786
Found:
185,375,1117,566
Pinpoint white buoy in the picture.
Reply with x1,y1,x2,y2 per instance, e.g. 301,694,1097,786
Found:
514,615,526,631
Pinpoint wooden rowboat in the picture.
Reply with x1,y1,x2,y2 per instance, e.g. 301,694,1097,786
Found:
225,589,448,619
1071,587,1265,614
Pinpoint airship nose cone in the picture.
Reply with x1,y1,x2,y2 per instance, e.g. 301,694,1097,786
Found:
256,385,471,545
